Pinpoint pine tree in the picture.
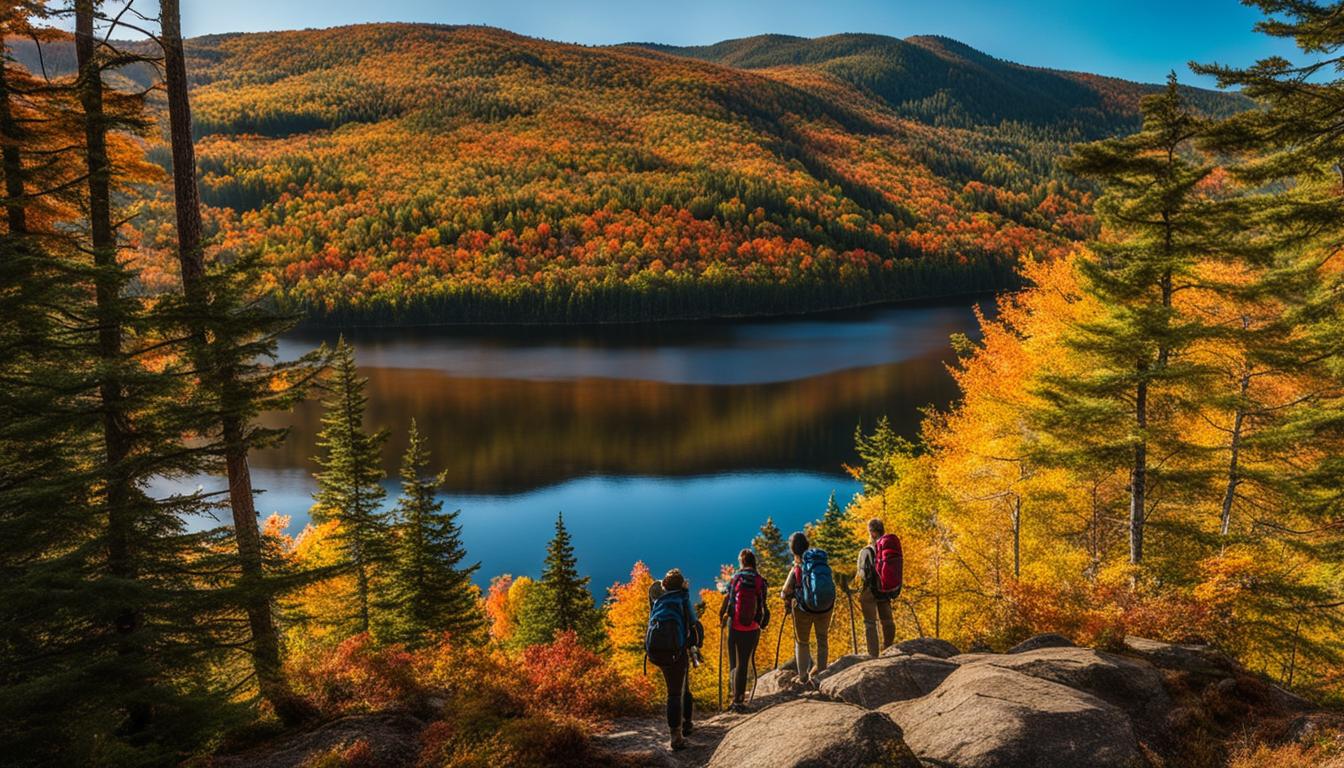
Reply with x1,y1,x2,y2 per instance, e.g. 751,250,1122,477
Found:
515,512,603,647
853,417,913,496
314,338,391,635
811,491,859,566
383,419,484,646
751,516,790,588
158,0,318,722
1036,76,1219,565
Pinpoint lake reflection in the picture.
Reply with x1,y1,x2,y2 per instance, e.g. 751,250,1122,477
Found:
245,301,984,593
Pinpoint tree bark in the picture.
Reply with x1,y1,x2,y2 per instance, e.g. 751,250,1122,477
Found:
159,0,307,723
1130,364,1148,565
77,0,145,730
0,55,26,234
1219,371,1251,536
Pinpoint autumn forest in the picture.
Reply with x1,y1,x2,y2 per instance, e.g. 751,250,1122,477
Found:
3,1,1344,767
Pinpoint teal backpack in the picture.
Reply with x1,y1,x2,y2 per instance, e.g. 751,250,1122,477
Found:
797,548,836,613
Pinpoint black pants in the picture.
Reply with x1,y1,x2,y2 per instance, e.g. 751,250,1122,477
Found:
727,627,760,703
657,653,693,729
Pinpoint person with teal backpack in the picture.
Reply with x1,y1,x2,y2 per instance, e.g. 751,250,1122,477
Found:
646,569,703,750
718,549,769,713
781,531,835,686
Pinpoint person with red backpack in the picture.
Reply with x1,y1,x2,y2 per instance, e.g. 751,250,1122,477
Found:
718,549,769,713
855,518,902,657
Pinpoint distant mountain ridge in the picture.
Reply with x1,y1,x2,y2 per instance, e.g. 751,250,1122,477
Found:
4,24,1248,324
632,32,1245,134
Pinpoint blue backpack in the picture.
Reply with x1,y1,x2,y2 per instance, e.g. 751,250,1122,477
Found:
797,548,836,613
645,591,689,667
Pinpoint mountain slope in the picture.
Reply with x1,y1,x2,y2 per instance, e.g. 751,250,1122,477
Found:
8,25,1243,323
635,32,1246,135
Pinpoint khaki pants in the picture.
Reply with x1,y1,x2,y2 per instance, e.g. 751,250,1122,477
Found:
793,608,832,682
859,590,895,658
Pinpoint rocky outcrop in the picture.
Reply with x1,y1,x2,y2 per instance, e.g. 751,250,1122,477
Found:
597,636,1327,768
961,646,1170,721
883,664,1146,768
884,636,960,659
818,653,957,709
1007,632,1075,653
705,699,919,768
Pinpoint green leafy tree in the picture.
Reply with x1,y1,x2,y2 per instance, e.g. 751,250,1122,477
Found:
382,419,484,646
751,517,790,588
810,491,859,566
1036,76,1219,565
515,512,603,648
853,417,914,496
313,338,391,634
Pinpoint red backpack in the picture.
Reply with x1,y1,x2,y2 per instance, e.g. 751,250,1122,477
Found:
872,534,903,597
728,571,764,628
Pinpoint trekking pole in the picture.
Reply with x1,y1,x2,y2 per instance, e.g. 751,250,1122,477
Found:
748,648,758,704
773,606,787,670
843,577,858,655
718,599,726,711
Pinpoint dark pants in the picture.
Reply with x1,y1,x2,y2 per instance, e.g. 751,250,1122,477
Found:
657,654,693,729
727,627,760,703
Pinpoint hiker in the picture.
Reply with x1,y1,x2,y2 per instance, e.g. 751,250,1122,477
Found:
781,531,835,685
646,568,704,750
719,548,769,712
855,518,902,657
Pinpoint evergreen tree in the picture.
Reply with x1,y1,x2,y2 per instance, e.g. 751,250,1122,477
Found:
515,512,603,647
313,338,391,635
158,0,318,722
383,419,484,646
853,417,913,496
751,516,790,587
811,491,859,566
1036,76,1219,565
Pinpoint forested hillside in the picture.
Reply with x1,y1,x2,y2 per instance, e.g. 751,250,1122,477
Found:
8,24,1241,323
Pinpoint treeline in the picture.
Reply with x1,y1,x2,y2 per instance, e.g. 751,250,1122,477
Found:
296,254,1017,325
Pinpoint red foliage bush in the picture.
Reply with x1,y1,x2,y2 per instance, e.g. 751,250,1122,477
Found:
289,633,421,716
519,631,653,719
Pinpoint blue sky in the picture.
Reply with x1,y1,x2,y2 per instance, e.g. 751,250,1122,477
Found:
159,0,1291,86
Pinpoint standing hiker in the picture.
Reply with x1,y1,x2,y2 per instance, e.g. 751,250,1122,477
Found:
781,531,835,686
855,518,902,657
646,569,704,750
719,549,768,713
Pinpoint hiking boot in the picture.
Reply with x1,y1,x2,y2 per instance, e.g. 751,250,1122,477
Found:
670,727,688,750
681,721,694,737
729,701,753,714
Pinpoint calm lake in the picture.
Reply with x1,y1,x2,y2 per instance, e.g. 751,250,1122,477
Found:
187,300,984,598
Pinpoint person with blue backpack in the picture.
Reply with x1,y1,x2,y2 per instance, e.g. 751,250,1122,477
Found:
718,549,769,713
645,568,704,750
781,531,835,686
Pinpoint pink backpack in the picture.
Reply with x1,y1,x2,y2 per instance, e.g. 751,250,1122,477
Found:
873,534,903,597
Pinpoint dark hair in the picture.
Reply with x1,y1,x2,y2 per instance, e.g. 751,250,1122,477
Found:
662,568,686,591
868,518,885,537
789,531,809,557
739,549,757,569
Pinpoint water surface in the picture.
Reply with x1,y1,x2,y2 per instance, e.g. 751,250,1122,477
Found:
223,301,984,595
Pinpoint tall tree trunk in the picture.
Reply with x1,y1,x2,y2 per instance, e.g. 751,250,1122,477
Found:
0,55,26,235
1219,370,1251,536
1010,494,1021,580
1130,365,1148,565
158,0,307,724
76,0,145,731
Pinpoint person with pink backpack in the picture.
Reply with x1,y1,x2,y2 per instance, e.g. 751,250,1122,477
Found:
854,518,902,657
718,549,770,713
